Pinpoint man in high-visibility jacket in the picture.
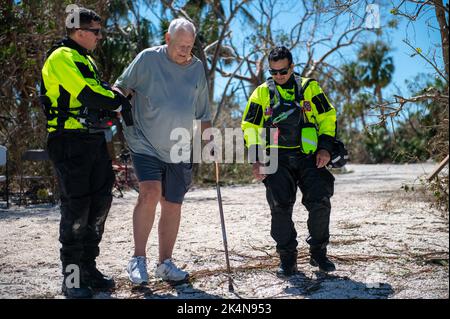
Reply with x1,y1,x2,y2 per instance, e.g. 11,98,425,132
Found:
40,7,132,298
241,46,337,276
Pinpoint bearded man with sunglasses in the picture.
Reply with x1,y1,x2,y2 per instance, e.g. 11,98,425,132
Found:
241,46,337,276
41,7,133,298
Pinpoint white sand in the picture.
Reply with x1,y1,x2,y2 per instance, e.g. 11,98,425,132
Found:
0,163,448,299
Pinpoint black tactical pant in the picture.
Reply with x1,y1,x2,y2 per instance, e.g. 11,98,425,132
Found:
47,132,115,272
263,151,334,255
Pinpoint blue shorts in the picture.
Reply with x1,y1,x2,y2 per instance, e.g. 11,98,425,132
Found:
130,152,192,204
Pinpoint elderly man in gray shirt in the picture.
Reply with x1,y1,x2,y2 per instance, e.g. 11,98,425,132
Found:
114,18,212,284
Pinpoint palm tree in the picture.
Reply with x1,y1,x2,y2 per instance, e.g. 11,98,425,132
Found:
358,41,395,128
336,62,366,133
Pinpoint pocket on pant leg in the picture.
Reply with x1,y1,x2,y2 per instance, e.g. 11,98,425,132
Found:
318,168,335,197
264,169,297,209
47,136,65,164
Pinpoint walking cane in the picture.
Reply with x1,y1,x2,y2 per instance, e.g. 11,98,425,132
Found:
214,161,234,292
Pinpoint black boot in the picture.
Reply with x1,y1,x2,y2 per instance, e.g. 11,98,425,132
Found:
276,250,298,277
62,278,93,299
309,249,336,272
82,265,115,290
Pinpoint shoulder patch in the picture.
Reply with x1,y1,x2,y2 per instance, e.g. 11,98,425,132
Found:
303,101,312,111
312,93,332,114
244,102,263,125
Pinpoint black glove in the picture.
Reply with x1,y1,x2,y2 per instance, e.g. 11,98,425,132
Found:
327,139,349,168
100,81,113,91
117,93,134,126
99,109,117,120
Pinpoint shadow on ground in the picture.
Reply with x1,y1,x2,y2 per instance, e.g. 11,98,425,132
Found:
283,271,394,299
0,204,58,220
94,278,224,299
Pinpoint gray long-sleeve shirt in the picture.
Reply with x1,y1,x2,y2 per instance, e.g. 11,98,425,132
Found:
115,45,211,163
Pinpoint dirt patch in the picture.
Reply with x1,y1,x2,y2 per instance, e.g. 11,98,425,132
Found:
0,163,448,299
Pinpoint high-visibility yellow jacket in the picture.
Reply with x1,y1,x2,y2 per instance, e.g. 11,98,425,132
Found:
40,37,121,132
241,75,337,155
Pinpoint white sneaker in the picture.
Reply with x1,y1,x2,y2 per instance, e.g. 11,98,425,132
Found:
127,256,149,284
155,259,189,282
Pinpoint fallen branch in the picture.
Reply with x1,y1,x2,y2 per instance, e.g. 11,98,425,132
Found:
427,154,449,181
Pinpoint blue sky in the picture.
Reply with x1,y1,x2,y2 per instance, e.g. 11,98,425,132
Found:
141,1,445,103
383,2,445,96
224,1,445,102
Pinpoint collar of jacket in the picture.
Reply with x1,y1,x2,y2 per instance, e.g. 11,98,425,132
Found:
278,74,296,89
62,37,90,56
46,37,90,58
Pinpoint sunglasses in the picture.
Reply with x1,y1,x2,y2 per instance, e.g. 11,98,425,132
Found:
269,67,290,75
79,28,102,36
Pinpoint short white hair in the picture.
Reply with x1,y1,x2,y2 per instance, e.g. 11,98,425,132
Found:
168,18,196,37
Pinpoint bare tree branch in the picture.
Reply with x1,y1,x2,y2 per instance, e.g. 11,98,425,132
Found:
213,48,260,124
209,0,251,78
403,39,448,82
305,25,367,78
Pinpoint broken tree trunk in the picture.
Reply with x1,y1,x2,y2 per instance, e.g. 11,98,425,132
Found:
427,155,449,181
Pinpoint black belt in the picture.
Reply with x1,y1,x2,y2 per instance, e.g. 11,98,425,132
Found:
48,128,106,138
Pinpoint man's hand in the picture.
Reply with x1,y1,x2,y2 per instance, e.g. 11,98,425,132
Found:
252,161,266,181
112,87,134,126
316,149,331,168
112,86,134,99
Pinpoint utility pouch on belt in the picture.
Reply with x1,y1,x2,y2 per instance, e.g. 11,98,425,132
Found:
300,123,318,154
328,139,349,168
